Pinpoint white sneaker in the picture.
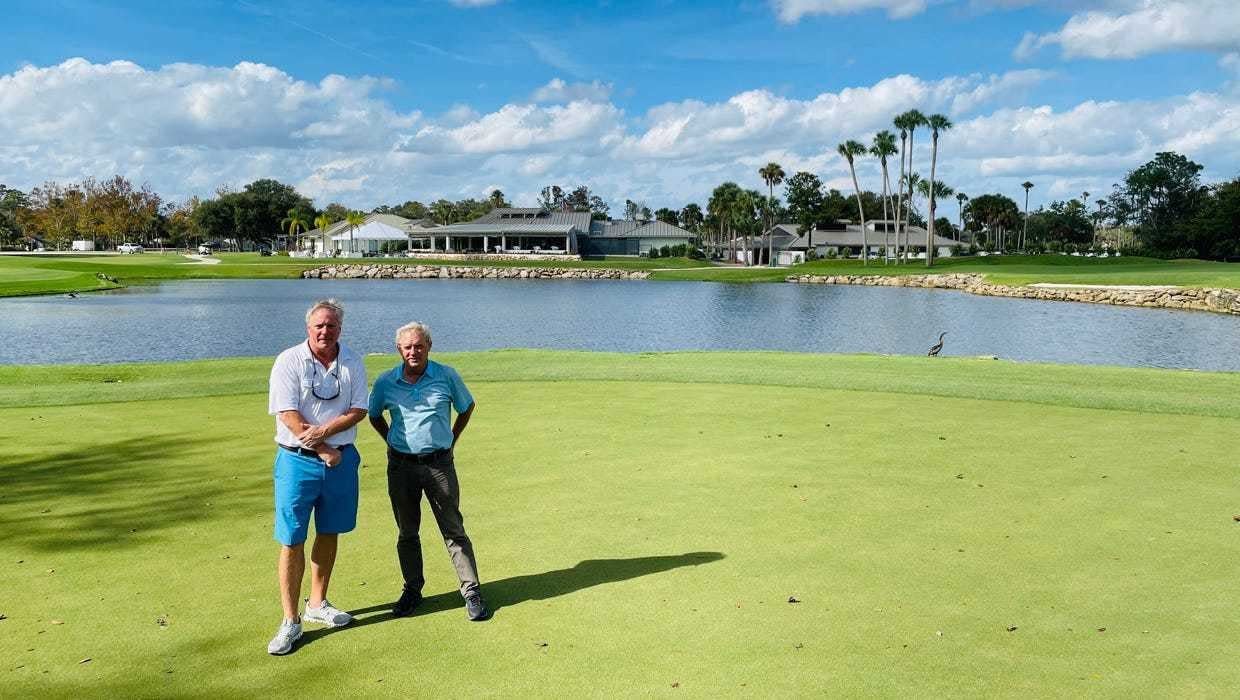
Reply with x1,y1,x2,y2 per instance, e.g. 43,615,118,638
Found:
303,599,352,627
267,619,302,655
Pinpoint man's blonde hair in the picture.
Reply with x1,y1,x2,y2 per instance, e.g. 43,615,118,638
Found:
306,298,344,324
395,321,432,345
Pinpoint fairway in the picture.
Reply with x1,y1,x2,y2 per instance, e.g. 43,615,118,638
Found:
2,351,1238,696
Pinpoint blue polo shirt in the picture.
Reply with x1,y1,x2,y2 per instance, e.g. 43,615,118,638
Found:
368,360,474,455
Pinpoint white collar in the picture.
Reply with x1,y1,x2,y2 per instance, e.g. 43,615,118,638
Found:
300,340,353,368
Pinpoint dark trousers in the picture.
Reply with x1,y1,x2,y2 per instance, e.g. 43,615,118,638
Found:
386,447,480,598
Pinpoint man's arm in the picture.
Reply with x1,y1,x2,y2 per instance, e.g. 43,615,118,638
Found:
278,410,312,439
369,414,390,442
451,403,474,448
294,408,368,447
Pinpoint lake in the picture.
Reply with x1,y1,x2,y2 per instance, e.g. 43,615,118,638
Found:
3,279,1239,370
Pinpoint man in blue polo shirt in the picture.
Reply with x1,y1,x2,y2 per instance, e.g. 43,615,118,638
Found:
368,321,487,621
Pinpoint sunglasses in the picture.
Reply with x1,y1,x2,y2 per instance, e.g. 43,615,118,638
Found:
311,363,341,401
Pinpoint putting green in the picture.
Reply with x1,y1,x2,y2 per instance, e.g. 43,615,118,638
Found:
2,351,1237,696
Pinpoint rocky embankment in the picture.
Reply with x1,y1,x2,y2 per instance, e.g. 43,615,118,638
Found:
302,264,649,281
787,273,1240,315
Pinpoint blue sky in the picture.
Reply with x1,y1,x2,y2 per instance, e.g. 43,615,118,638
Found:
2,0,1239,211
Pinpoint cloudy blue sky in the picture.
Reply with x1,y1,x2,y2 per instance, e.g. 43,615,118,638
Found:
3,0,1239,212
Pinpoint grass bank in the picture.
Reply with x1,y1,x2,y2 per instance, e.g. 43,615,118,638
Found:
2,351,1237,696
1,251,1239,298
654,254,1240,287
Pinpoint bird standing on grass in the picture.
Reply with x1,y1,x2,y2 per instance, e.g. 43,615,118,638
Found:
928,332,946,356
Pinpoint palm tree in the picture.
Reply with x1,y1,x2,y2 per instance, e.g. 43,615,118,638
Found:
837,141,870,265
924,114,952,267
1095,199,1107,248
708,182,742,262
311,214,331,256
1021,181,1034,251
1082,191,1093,248
903,172,924,219
680,202,704,236
734,189,758,265
896,110,927,262
892,114,912,264
344,210,366,255
758,162,785,266
281,209,307,253
871,131,898,263
917,179,954,202
955,192,967,243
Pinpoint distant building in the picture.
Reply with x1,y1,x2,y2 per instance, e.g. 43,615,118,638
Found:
750,220,959,264
416,208,590,254
421,208,696,257
582,219,695,256
298,213,437,256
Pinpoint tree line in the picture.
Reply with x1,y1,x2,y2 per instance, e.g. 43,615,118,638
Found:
967,152,1240,260
2,150,1236,259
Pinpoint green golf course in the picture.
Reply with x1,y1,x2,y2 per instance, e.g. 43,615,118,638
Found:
3,351,1238,696
2,252,1240,297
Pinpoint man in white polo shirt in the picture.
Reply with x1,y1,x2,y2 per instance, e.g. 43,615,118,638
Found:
265,298,368,655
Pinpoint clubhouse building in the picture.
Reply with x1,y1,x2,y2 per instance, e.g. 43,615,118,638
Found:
297,208,695,258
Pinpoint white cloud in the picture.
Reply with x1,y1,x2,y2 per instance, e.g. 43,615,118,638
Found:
614,71,1051,162
449,0,503,6
402,101,625,155
949,69,1056,113
0,58,416,152
531,78,613,103
771,0,930,22
1016,0,1240,60
2,57,1239,213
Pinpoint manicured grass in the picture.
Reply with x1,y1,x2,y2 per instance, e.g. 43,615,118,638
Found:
2,351,1237,696
0,253,703,297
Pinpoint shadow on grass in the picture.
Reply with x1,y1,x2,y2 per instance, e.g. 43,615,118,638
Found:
0,434,222,551
298,551,725,649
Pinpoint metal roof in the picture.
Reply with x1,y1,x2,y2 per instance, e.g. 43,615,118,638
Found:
590,219,695,239
416,222,577,235
425,207,593,236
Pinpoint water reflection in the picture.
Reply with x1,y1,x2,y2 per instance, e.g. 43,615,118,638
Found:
1,279,1238,370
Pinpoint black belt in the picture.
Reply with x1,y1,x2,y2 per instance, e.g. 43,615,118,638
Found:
280,443,351,460
389,447,450,465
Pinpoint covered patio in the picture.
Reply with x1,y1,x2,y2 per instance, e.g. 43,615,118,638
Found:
410,223,576,254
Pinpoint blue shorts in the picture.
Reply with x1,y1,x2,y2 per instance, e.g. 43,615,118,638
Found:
272,445,360,546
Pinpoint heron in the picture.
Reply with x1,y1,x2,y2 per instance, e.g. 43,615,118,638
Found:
928,332,946,356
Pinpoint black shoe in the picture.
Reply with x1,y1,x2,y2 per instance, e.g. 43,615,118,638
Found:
393,587,422,617
465,592,490,621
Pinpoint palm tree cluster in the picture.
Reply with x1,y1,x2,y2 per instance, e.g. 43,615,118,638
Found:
835,110,954,267
707,181,777,265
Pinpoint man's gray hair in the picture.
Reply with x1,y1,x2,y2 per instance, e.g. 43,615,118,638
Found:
306,298,345,324
395,321,431,345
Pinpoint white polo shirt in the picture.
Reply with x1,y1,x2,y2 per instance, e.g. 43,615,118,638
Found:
268,341,369,448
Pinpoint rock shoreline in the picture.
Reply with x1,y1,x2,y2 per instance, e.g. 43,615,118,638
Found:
301,264,649,281
786,273,1240,315
301,264,1240,315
